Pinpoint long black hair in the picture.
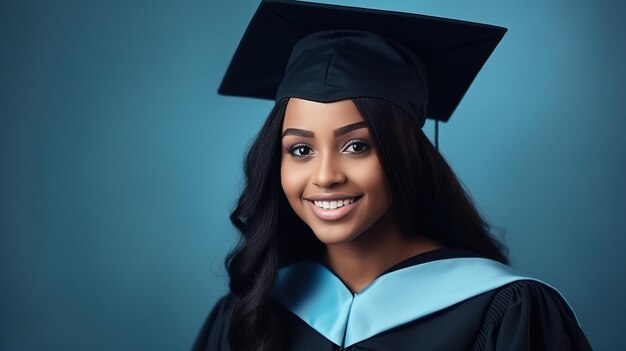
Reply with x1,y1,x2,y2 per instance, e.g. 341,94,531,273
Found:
225,97,507,351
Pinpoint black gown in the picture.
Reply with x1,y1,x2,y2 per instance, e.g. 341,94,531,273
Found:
192,249,592,350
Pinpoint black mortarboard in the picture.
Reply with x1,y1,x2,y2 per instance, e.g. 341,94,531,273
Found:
218,0,506,123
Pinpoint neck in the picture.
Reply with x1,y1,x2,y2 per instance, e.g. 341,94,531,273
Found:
324,212,442,293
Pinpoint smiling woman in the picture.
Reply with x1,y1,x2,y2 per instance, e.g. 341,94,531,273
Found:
280,98,444,294
192,1,592,350
281,99,393,245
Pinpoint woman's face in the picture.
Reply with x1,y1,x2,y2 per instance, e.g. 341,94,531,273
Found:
280,98,393,245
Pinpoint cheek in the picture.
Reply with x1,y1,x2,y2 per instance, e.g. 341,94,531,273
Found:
370,177,392,209
351,159,392,206
373,169,391,200
280,162,312,223
280,160,306,201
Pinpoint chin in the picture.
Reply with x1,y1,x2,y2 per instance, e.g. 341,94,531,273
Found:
308,224,362,246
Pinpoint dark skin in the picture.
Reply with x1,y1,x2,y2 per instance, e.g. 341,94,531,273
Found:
324,210,443,293
280,98,442,293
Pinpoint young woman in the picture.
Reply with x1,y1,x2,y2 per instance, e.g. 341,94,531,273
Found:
193,1,592,350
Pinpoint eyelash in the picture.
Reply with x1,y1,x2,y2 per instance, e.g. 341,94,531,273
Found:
287,139,371,159
288,143,313,159
342,139,370,154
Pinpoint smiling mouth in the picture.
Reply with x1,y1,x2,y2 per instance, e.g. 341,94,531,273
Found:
305,196,362,221
312,198,356,210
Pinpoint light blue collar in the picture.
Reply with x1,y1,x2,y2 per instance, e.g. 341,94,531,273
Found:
273,257,573,348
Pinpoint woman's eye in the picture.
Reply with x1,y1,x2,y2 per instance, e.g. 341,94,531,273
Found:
343,140,370,154
289,144,313,158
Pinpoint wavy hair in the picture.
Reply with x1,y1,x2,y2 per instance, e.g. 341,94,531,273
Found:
225,97,507,351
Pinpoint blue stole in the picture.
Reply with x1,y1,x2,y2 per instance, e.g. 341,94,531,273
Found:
272,257,577,348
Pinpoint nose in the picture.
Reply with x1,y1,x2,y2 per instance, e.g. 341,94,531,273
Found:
312,153,346,188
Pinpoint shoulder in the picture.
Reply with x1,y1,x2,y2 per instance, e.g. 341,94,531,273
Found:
191,294,237,351
473,280,592,351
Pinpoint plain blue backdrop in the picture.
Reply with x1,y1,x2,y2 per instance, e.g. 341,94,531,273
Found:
1,0,624,349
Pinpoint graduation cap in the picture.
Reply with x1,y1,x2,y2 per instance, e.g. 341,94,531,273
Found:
218,0,506,124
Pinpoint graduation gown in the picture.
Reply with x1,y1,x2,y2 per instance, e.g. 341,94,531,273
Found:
193,249,592,350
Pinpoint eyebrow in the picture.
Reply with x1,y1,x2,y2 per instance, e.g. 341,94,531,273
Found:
333,121,367,137
281,121,368,138
281,128,314,138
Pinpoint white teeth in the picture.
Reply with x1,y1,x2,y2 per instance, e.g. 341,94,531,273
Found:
312,198,356,210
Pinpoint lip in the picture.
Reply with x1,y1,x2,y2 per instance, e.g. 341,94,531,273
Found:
304,193,363,201
305,195,362,221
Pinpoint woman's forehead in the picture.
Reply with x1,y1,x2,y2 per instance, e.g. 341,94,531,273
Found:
282,98,365,132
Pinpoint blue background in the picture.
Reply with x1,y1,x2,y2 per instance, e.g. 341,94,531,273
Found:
1,0,624,349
